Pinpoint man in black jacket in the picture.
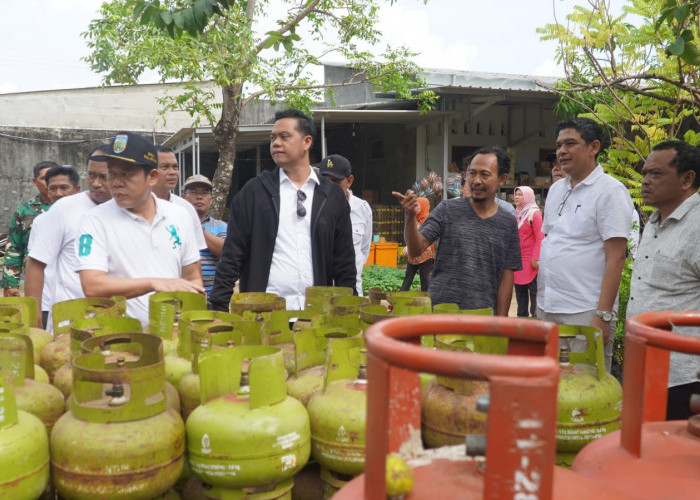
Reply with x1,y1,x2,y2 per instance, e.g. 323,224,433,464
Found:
210,109,356,311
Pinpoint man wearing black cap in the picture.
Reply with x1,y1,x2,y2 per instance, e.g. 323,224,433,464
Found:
74,132,204,326
210,109,356,311
319,154,372,295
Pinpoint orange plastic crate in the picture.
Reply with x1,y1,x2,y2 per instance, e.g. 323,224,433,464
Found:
373,242,398,267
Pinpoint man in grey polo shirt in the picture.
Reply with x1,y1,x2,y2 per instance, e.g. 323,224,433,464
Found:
627,140,700,420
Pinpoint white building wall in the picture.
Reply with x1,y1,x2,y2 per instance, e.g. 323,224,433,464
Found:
0,82,220,132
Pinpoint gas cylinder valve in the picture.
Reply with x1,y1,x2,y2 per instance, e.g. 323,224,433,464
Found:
465,394,490,456
559,345,571,365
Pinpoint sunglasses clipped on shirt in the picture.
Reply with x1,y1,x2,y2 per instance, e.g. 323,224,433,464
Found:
296,189,307,218
557,189,572,216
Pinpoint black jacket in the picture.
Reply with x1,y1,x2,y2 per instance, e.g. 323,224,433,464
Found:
210,167,357,311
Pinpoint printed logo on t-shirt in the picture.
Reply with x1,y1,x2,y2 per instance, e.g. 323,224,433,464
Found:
78,234,93,256
166,224,182,250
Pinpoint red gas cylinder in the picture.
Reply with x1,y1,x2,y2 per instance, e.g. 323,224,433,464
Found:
572,310,700,498
334,315,623,500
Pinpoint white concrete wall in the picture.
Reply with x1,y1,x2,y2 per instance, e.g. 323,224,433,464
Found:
0,82,221,132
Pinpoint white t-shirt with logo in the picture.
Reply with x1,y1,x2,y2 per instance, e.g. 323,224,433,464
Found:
29,192,98,305
74,194,201,326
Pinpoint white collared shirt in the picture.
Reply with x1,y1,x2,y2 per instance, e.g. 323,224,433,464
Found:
349,194,372,295
266,168,319,309
538,165,633,313
75,194,201,326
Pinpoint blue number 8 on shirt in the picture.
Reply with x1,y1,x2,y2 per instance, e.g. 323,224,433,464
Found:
78,234,93,256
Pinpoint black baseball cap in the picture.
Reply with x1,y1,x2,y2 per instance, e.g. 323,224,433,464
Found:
90,132,158,170
319,154,352,179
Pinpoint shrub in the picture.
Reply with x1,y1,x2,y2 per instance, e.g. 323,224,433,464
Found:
361,265,420,295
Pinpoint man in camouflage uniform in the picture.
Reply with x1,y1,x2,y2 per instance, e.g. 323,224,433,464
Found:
1,161,58,297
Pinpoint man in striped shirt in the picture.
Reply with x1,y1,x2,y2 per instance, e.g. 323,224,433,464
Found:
182,175,226,299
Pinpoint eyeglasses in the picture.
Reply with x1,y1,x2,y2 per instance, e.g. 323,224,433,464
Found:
557,189,573,216
296,190,307,217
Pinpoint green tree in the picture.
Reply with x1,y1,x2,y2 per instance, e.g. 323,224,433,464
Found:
538,0,700,208
83,0,437,218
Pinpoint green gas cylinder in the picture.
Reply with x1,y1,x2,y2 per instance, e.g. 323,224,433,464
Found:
556,325,622,466
267,308,318,374
367,287,387,305
0,306,22,324
311,296,370,331
0,333,65,432
0,322,49,383
0,297,38,326
287,327,363,406
0,368,50,499
42,297,126,380
149,291,207,356
51,332,185,499
53,315,143,398
358,292,432,339
186,345,310,498
166,310,241,388
228,292,286,316
304,286,354,314
179,321,267,420
421,329,504,448
307,338,367,497
0,297,53,361
80,330,181,413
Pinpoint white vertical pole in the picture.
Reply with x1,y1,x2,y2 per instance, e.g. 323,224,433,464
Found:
415,125,427,182
321,115,327,159
194,131,200,176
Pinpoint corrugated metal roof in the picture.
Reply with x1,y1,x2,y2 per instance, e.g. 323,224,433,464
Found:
421,67,558,92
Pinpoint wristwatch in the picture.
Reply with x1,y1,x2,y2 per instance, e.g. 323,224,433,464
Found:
595,310,616,322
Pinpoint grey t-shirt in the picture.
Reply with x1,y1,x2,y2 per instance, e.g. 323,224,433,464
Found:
420,197,522,310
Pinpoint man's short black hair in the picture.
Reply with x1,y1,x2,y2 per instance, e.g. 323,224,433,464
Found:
88,144,111,158
652,140,700,188
555,117,604,145
45,165,80,187
471,146,511,177
274,109,316,143
156,145,175,154
33,161,60,178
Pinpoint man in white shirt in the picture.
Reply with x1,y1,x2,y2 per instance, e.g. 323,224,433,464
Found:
26,163,90,328
626,140,700,420
319,154,372,295
153,145,207,251
75,132,204,326
210,109,356,311
537,117,633,371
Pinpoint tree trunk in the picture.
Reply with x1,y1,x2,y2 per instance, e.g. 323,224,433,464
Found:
210,83,243,220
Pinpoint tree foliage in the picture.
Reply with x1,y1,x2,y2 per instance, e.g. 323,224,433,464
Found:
538,0,700,209
83,0,437,218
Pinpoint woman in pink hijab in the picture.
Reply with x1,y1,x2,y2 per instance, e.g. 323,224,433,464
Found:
513,186,544,317
400,197,436,291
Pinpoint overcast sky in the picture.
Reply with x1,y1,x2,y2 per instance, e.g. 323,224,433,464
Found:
0,0,584,94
